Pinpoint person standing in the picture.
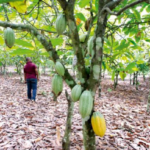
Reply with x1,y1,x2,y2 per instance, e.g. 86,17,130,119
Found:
24,57,39,101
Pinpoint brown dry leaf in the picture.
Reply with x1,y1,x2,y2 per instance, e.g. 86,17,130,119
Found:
56,126,61,145
34,136,42,143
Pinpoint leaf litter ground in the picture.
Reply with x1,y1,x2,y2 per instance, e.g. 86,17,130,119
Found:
0,74,149,150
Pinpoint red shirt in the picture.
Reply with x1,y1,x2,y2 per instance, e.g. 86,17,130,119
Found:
24,61,37,79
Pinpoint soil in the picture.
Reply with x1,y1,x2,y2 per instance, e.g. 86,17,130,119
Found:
0,74,149,150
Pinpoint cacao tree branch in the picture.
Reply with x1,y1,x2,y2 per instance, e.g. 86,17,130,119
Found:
62,90,74,150
62,1,88,85
103,0,146,16
3,4,10,22
105,20,150,37
57,0,67,10
0,21,76,88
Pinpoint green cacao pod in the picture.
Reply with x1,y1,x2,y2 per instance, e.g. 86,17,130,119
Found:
87,36,95,56
71,84,82,102
4,27,15,48
52,74,63,96
79,32,87,42
56,14,66,35
79,90,93,119
55,61,65,76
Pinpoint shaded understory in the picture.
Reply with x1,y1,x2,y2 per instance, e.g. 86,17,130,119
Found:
0,74,149,150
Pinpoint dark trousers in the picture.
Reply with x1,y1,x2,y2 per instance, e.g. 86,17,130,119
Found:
26,78,37,101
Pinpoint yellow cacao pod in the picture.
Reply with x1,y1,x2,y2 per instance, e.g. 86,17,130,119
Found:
91,112,106,137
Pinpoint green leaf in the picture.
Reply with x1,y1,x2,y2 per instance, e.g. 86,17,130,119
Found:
95,0,98,12
145,38,150,42
10,48,34,55
125,62,136,71
132,9,141,21
131,45,143,51
119,71,126,80
0,36,4,44
51,38,63,47
78,0,90,8
15,39,34,48
0,0,23,3
136,60,144,64
128,38,137,46
146,4,150,12
140,2,148,12
107,88,112,92
75,13,86,21
135,36,140,43
115,39,126,50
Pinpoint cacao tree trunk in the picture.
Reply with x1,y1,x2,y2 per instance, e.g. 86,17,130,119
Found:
135,71,139,90
130,74,132,85
114,71,119,89
143,73,146,81
83,117,95,150
133,72,136,85
62,91,74,150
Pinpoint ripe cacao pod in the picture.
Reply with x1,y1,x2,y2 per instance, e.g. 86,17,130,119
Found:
71,84,82,102
91,112,106,137
55,61,65,76
79,90,93,119
4,27,15,48
55,14,66,35
52,74,63,96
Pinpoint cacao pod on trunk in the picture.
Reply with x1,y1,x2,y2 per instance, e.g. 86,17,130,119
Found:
71,84,82,102
91,112,106,137
55,14,66,35
79,90,93,119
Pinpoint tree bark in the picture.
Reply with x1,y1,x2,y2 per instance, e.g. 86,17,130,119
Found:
114,71,119,89
83,117,95,150
133,72,136,85
62,90,74,150
130,74,132,85
135,71,139,90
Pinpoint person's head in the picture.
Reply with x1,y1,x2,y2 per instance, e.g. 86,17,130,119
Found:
26,57,32,62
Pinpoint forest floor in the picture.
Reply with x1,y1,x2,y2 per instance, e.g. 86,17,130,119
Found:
0,73,149,150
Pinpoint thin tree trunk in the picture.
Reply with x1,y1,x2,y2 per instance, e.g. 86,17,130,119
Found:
114,71,119,89
130,74,132,85
83,117,95,150
143,73,145,81
133,72,136,85
62,90,74,150
135,71,139,90
98,84,101,98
